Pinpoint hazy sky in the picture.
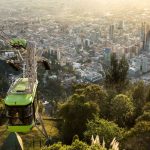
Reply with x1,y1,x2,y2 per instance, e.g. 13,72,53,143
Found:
1,0,150,9
0,0,150,18
1,0,150,7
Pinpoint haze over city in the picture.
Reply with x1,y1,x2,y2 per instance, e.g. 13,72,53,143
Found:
1,0,150,18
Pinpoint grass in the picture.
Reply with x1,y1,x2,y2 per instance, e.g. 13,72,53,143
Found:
0,119,60,150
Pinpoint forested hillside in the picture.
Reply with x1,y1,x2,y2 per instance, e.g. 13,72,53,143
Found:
1,54,150,150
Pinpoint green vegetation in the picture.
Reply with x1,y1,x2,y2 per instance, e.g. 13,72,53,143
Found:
84,116,124,145
105,54,129,91
123,102,150,149
1,51,150,150
59,94,99,144
41,139,107,150
0,73,9,95
111,94,135,127
132,81,148,116
0,98,4,108
10,38,27,49
0,99,6,125
41,80,150,150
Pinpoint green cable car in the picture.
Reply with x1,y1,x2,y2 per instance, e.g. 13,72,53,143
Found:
1,40,50,139
5,78,38,133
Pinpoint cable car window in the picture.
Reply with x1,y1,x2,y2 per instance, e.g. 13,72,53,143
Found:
6,104,33,126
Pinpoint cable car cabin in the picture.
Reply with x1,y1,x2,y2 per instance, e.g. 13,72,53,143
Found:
4,78,38,133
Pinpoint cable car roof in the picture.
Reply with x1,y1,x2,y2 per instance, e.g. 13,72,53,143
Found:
5,94,33,106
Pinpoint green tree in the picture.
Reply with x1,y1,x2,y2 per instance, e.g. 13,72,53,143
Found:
70,139,89,150
124,121,150,150
10,38,27,49
118,55,129,82
41,139,107,150
111,94,135,127
41,142,69,150
0,74,9,95
105,54,129,91
72,83,89,95
84,116,124,145
123,102,150,150
83,85,108,118
59,94,99,144
83,85,107,102
132,81,147,116
70,139,106,150
136,102,150,122
105,88,118,119
142,102,150,112
145,86,150,102
0,99,5,125
90,144,107,150
38,70,65,100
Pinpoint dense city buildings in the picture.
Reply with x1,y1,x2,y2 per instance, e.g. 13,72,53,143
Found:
1,0,150,85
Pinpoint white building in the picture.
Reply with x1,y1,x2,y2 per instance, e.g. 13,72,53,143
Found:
129,55,150,75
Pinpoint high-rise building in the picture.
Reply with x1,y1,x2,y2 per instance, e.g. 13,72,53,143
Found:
118,20,124,30
49,49,61,61
109,25,114,41
145,31,150,52
84,39,91,49
103,48,111,64
141,22,147,49
141,22,150,51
